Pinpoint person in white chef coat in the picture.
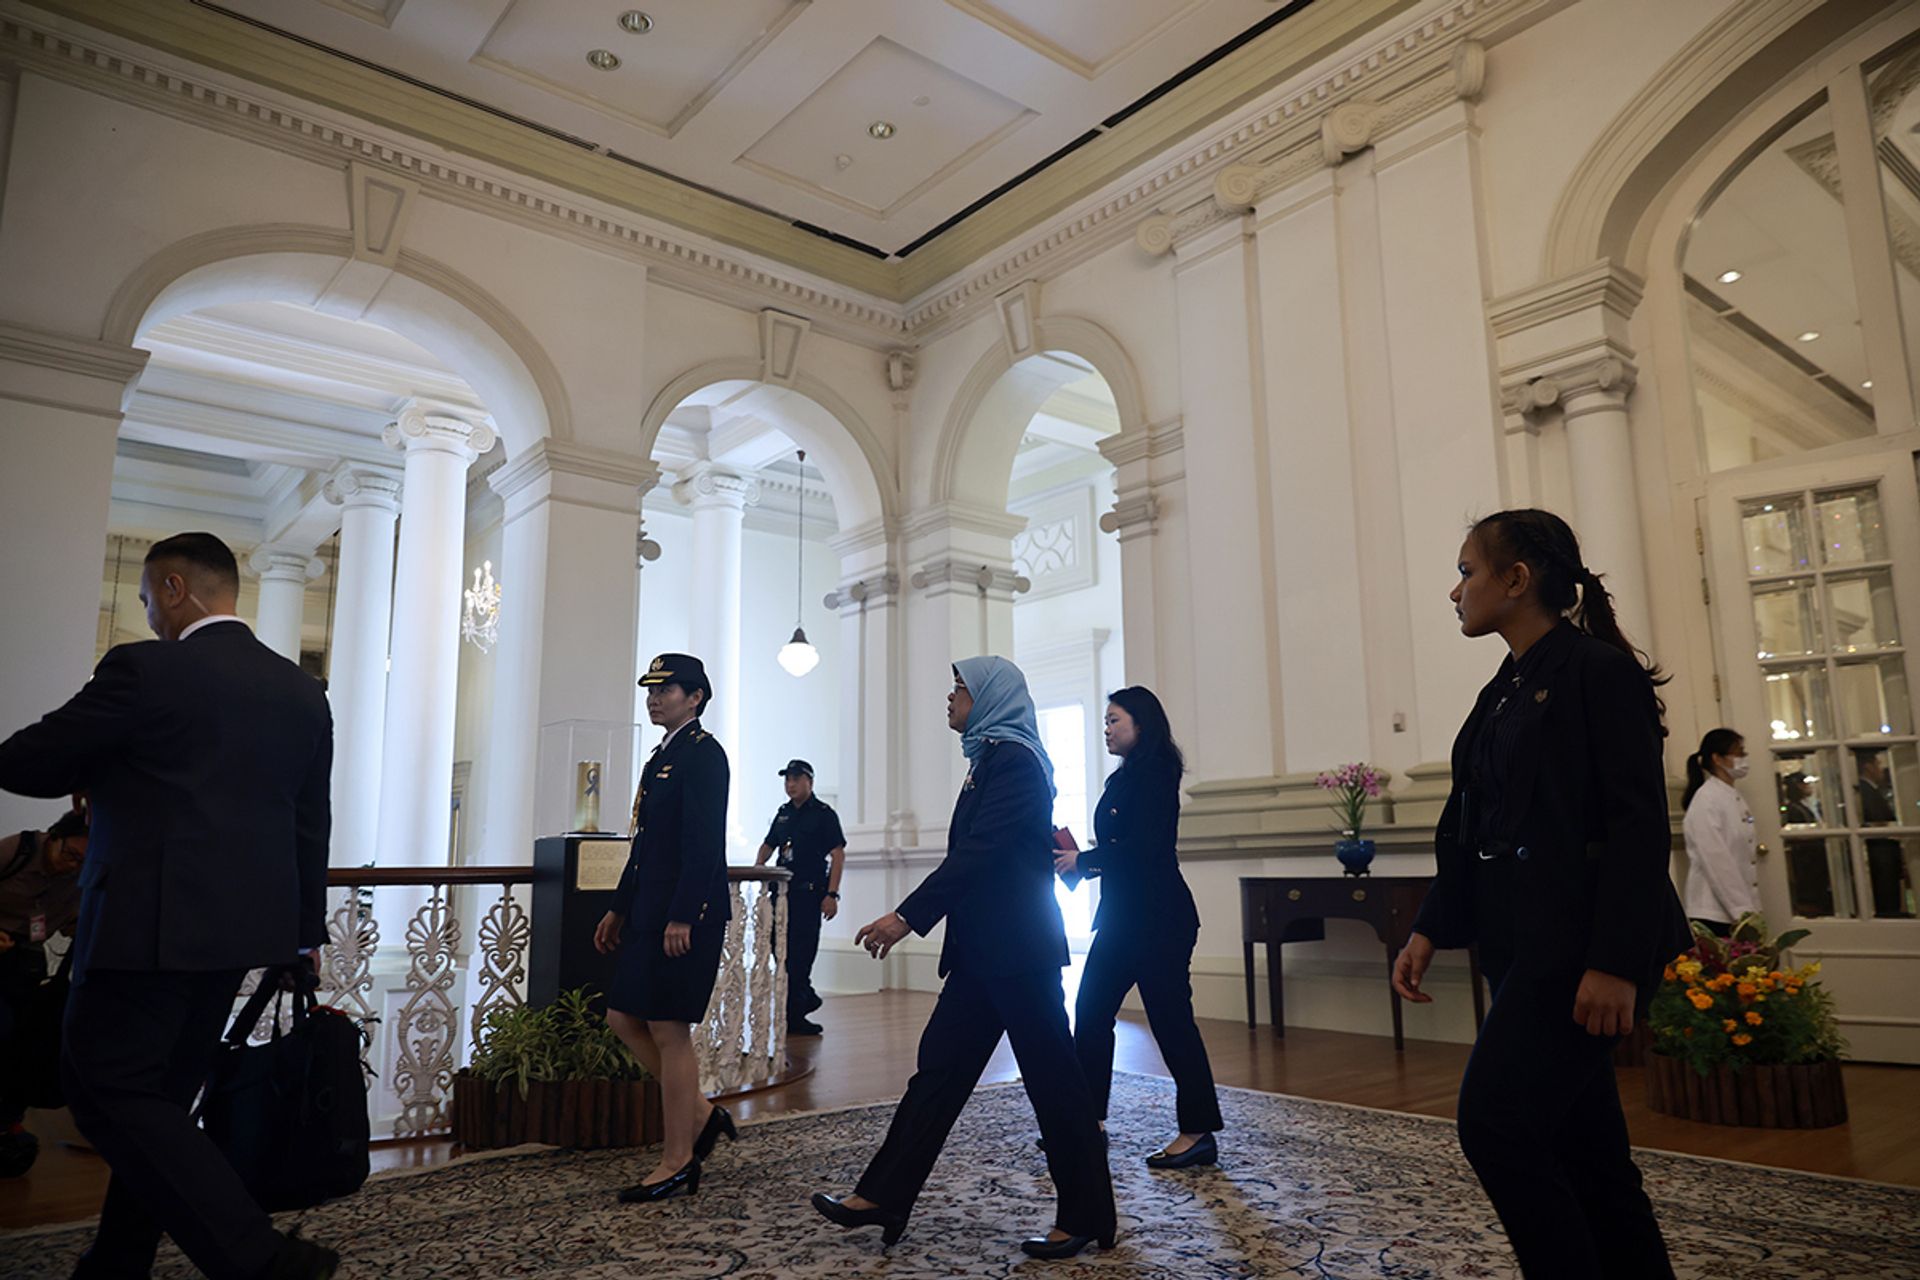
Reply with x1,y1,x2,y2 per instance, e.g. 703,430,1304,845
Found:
1680,727,1760,937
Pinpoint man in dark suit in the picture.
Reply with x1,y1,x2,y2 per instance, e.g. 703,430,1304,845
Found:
0,532,338,1279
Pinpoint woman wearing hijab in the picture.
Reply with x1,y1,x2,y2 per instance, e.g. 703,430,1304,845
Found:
811,656,1117,1259
1054,686,1222,1168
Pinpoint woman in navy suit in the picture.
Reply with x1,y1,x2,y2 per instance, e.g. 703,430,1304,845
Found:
594,653,735,1204
1391,509,1688,1279
1055,686,1222,1168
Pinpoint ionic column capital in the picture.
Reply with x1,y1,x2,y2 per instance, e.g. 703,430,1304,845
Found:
323,463,403,513
382,402,496,463
910,558,1029,600
1099,489,1160,542
673,463,760,512
1506,353,1638,423
249,546,326,585
824,572,902,612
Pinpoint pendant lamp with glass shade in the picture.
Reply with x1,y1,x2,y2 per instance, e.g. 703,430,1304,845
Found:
777,449,820,678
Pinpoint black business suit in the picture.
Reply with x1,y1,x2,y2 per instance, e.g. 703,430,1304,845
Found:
855,741,1115,1238
608,718,731,1022
1412,623,1687,1280
0,620,331,1279
1072,756,1221,1135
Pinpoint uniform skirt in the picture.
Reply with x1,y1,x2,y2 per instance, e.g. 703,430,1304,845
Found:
607,904,728,1023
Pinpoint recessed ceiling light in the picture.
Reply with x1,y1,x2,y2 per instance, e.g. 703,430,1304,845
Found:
1717,269,1743,284
868,120,896,140
618,10,653,33
834,153,853,170
1797,330,1820,342
1862,380,1873,389
913,95,931,107
586,48,621,71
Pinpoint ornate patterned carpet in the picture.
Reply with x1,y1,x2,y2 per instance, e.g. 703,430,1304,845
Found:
7,1073,1917,1278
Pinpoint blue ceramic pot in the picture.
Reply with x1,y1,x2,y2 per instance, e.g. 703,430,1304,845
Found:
1335,838,1376,877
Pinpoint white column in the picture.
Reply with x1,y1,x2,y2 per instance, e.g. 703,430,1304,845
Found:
1170,216,1284,783
0,325,147,835
675,464,758,756
375,406,494,868
826,521,906,844
1542,358,1653,639
484,442,652,865
322,465,402,868
249,546,324,660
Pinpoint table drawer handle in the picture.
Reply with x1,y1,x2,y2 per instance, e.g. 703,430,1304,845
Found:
1352,889,1367,902
1287,888,1302,901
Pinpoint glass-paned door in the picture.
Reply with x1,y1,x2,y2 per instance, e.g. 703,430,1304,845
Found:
1706,451,1920,1061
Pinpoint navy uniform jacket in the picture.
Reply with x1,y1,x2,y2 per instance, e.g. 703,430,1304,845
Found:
1412,625,1689,992
1080,756,1200,939
762,795,846,884
898,740,1067,979
611,718,730,928
0,622,331,982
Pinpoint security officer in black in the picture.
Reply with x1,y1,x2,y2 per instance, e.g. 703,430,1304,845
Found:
753,760,845,1036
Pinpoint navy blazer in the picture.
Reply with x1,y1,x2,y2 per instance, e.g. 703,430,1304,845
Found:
899,740,1067,979
0,622,332,982
1080,757,1199,939
610,718,730,928
1412,626,1689,991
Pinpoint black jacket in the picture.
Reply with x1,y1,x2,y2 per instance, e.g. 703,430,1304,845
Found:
1412,626,1689,990
611,719,730,927
0,622,332,982
1080,757,1199,938
899,740,1067,978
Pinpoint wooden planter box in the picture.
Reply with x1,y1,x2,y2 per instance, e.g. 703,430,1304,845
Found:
451,1070,663,1150
1643,1053,1847,1129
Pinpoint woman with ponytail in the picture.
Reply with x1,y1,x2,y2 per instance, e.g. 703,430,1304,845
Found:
1680,728,1758,937
1389,508,1689,1280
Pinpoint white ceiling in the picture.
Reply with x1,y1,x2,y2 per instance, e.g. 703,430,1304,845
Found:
208,0,1293,253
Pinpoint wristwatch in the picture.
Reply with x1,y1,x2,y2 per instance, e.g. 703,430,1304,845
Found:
824,890,840,899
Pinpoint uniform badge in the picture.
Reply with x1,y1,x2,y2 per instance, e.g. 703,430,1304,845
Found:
1534,688,1550,703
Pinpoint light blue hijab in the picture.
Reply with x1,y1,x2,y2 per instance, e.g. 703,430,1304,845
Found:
954,655,1055,797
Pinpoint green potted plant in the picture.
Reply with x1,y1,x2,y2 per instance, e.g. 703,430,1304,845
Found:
452,987,660,1150
1644,914,1847,1128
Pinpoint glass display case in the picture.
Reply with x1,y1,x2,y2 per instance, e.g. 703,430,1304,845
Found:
535,719,643,838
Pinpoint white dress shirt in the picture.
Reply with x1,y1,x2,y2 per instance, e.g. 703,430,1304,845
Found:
1682,774,1760,923
178,614,248,640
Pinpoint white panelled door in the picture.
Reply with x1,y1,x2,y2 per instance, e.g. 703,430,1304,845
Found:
1704,447,1920,1062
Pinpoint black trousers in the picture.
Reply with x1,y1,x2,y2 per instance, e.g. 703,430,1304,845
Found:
1073,926,1222,1134
856,966,1115,1238
785,883,824,1024
1457,956,1674,1280
61,968,283,1280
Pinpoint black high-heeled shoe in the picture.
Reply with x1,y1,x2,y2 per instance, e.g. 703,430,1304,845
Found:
811,1192,908,1246
1145,1131,1218,1169
693,1104,737,1160
1019,1228,1117,1259
617,1159,700,1203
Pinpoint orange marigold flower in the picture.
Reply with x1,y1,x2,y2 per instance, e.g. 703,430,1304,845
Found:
1732,1033,1753,1046
1687,990,1714,1010
1721,1019,1737,1033
1745,1011,1763,1026
1736,982,1758,999
1664,966,1677,982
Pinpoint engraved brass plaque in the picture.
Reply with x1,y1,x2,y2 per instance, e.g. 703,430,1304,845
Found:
575,839,629,892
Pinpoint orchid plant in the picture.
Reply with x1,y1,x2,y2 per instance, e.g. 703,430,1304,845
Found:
1314,761,1384,840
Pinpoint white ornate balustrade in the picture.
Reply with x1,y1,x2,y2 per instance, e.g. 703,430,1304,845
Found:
235,865,795,1139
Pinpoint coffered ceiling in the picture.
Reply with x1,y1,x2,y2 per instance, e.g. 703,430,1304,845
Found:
19,0,1420,296
202,0,1296,255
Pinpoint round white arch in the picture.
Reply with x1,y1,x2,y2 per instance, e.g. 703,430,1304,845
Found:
102,225,569,455
931,312,1148,511
636,359,896,533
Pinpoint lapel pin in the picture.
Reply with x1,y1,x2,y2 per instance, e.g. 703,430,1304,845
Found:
1535,688,1550,703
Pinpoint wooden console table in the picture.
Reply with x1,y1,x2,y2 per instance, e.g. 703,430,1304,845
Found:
1240,874,1485,1051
